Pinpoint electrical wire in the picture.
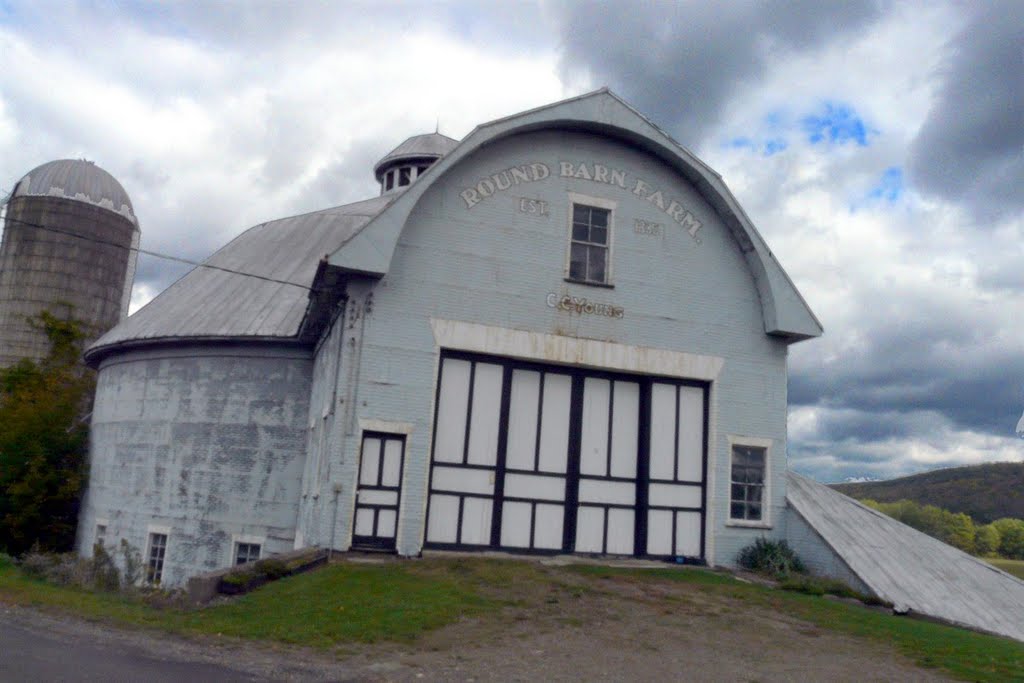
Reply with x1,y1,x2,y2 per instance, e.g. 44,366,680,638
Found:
0,212,316,292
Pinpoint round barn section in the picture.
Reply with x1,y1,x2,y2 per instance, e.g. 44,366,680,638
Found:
78,90,822,587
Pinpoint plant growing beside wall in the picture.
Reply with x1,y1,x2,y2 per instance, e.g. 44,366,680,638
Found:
0,310,95,555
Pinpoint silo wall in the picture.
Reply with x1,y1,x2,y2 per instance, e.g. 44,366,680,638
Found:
0,195,135,367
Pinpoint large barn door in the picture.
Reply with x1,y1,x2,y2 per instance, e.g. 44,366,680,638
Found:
425,357,504,547
497,368,572,551
352,432,405,551
573,377,640,555
646,382,706,558
425,352,707,560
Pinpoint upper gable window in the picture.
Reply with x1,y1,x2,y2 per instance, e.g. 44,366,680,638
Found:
568,203,612,285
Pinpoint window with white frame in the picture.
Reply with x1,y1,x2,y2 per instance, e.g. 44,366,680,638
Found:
730,444,767,522
235,542,262,565
146,533,167,584
95,524,107,547
568,203,611,284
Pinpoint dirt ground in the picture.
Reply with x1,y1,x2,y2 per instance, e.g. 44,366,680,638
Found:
1,561,954,683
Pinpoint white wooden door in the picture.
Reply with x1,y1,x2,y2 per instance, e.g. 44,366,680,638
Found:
352,432,405,550
574,377,640,555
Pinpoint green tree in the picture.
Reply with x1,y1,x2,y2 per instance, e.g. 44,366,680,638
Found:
0,312,94,555
992,518,1024,560
974,524,1001,556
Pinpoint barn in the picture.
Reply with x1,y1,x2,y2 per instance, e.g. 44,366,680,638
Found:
77,90,823,586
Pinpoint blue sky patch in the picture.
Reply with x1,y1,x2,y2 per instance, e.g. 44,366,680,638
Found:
802,102,875,146
763,138,788,156
868,167,904,202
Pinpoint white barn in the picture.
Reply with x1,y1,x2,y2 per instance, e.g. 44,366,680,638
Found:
79,90,823,583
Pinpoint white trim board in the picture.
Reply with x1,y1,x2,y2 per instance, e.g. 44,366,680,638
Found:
429,318,724,381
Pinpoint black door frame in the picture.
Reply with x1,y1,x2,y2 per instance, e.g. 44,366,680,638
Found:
351,431,406,551
424,350,710,561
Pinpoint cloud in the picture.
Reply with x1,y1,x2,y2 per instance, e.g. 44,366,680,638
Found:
552,0,883,146
907,0,1024,222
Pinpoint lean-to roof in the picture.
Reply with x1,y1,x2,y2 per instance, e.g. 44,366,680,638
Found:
86,194,394,361
787,472,1024,642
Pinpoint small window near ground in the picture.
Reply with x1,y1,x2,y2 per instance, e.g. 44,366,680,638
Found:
146,533,167,585
95,524,107,547
235,542,262,565
569,204,610,284
730,445,766,522
399,167,411,186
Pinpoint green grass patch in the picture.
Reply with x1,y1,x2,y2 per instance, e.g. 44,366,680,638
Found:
988,558,1024,580
0,559,496,647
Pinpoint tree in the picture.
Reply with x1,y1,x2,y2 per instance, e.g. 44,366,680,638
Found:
974,524,1001,556
992,518,1024,560
0,311,94,555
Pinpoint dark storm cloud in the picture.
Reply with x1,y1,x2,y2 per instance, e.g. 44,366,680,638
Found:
789,310,1024,440
552,0,883,145
908,1,1024,221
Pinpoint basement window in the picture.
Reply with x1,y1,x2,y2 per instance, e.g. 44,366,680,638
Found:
729,443,767,523
146,533,168,585
235,542,262,566
95,524,107,547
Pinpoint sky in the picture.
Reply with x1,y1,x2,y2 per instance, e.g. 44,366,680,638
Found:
1,1,1022,483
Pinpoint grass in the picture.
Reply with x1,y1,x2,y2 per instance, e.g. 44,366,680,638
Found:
2,554,1023,680
0,555,495,647
988,558,1024,580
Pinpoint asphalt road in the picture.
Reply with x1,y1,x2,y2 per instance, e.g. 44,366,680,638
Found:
0,617,262,682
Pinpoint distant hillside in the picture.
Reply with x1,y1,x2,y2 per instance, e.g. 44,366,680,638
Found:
831,462,1024,524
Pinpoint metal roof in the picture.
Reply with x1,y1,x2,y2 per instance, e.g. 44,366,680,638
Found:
787,472,1024,641
13,159,136,224
373,133,458,180
86,194,394,361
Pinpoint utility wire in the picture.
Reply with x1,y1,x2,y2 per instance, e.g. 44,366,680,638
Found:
0,213,316,292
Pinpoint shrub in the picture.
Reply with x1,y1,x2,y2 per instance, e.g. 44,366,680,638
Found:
119,539,143,586
736,538,806,577
255,558,289,580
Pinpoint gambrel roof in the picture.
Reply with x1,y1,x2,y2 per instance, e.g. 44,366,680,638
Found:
327,89,822,341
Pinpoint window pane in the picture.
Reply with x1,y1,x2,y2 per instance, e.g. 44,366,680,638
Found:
588,245,606,282
572,223,589,241
748,486,763,503
590,208,608,228
731,502,746,519
747,503,762,520
570,244,587,280
573,205,589,224
385,171,394,190
399,167,411,186
590,226,607,245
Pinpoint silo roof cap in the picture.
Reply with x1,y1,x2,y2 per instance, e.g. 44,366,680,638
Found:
373,132,458,181
13,159,137,224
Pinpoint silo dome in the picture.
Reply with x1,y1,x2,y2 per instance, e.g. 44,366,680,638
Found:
374,132,458,195
12,159,137,225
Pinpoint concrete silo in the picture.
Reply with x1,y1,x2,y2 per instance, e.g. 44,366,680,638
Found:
0,159,140,367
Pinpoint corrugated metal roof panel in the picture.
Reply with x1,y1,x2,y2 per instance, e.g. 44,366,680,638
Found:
787,471,1024,641
88,194,393,354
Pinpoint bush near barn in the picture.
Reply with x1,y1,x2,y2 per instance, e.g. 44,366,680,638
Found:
0,311,94,555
